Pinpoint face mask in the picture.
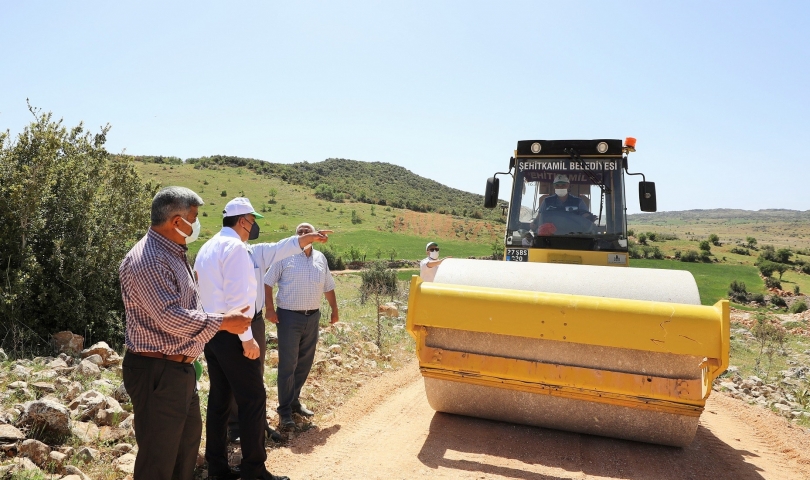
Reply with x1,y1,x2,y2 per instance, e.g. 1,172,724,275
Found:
248,220,260,240
175,217,201,244
555,188,568,196
428,251,439,260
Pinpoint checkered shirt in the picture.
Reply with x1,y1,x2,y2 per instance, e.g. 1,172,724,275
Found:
120,229,223,357
263,249,335,311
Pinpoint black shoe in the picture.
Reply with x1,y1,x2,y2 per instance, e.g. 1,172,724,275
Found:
279,415,296,430
207,467,240,480
260,471,290,480
265,423,283,443
293,405,314,417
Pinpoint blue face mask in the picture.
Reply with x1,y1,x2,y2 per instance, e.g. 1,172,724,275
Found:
175,217,201,244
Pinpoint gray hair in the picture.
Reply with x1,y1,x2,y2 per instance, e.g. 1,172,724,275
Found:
151,186,204,226
296,222,315,233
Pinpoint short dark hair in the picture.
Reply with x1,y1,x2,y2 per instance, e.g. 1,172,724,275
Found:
223,213,246,228
151,187,204,226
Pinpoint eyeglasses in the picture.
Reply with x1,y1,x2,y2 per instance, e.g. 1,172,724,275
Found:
297,229,312,235
428,248,440,252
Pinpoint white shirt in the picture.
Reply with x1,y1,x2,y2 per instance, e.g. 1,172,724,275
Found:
420,257,438,282
194,228,301,341
247,237,303,312
264,249,335,311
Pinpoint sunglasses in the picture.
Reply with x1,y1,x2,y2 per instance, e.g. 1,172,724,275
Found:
428,247,440,252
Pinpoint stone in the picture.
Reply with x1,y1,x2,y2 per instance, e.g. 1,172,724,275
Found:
18,399,72,439
362,341,380,357
65,382,83,401
328,344,342,354
81,341,122,367
71,421,99,443
267,349,280,367
52,331,84,356
74,359,101,378
0,424,25,441
76,446,99,463
378,302,399,317
48,450,67,468
330,355,342,365
12,365,31,379
30,382,56,393
12,456,40,472
19,439,51,466
64,465,92,480
84,354,104,366
119,415,135,436
57,445,75,456
112,383,130,403
749,375,764,386
48,358,68,369
0,348,6,361
113,443,134,455
8,381,28,389
98,425,129,441
114,453,137,474
69,390,107,420
774,404,792,415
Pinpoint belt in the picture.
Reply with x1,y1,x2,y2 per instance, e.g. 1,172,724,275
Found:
282,308,320,316
130,350,195,364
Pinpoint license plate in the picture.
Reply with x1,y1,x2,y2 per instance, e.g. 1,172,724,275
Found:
607,253,627,264
506,248,529,262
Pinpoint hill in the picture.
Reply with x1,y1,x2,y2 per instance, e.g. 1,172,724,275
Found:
134,155,499,221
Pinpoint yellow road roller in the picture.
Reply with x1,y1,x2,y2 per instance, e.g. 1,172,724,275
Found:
406,139,729,447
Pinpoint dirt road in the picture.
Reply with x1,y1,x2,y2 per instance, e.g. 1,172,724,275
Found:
266,362,810,480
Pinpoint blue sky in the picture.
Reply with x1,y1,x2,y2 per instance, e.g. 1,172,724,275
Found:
1,1,808,213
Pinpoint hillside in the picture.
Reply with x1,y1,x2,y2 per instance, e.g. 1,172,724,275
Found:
133,155,499,221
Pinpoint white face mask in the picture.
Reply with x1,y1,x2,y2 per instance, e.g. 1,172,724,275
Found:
428,251,439,260
175,217,201,244
555,188,568,196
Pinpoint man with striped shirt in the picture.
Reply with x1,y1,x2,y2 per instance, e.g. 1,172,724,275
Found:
120,186,252,480
264,222,339,430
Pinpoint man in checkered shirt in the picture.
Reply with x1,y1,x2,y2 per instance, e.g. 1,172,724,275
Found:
119,186,253,480
264,222,339,430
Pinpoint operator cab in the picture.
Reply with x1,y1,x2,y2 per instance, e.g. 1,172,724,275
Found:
484,139,657,254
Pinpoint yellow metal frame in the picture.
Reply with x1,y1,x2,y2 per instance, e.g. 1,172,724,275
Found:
508,248,629,266
407,276,730,413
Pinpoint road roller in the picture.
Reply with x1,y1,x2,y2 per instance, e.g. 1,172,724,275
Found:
406,139,729,447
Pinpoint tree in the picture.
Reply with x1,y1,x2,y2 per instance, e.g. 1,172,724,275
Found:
699,240,711,252
360,262,399,348
708,233,720,246
746,236,757,249
637,233,647,245
0,106,155,355
775,248,793,264
758,261,777,278
774,262,789,280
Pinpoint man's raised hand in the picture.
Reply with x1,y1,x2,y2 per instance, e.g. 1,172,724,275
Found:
298,230,333,248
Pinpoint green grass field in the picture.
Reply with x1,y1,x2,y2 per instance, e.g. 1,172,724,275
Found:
630,259,764,306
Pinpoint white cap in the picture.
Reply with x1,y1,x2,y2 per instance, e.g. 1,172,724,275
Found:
223,197,264,218
553,174,570,184
426,241,438,251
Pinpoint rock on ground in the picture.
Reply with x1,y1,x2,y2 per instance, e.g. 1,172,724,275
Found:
19,438,50,466
17,398,72,439
0,424,25,442
52,331,84,355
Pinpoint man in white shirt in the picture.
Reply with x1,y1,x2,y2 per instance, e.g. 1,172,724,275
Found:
419,241,450,282
264,222,339,430
195,198,330,480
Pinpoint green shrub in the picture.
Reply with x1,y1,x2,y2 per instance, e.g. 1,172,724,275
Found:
699,240,711,252
680,250,699,262
764,277,782,289
802,264,810,275
728,280,748,303
790,301,808,314
699,250,712,262
646,232,657,241
319,245,346,271
749,293,765,304
758,261,778,277
709,233,720,246
795,285,801,295
637,233,647,245
730,247,750,256
220,190,227,196
770,295,787,308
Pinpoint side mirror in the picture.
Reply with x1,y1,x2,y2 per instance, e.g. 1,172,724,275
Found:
484,177,499,209
639,181,657,212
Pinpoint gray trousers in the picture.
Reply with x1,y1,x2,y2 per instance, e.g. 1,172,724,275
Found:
276,308,320,418
227,312,266,436
122,351,201,480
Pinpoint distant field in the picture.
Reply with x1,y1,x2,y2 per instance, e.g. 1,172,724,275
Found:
630,259,763,306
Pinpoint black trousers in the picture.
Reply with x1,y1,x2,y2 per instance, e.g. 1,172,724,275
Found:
228,312,267,437
204,329,266,479
122,351,201,480
276,308,320,418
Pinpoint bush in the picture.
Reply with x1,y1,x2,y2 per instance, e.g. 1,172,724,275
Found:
795,285,801,295
764,277,782,289
730,247,750,256
0,106,154,353
758,261,778,277
646,232,657,242
770,296,787,308
749,293,765,304
709,233,720,246
802,264,810,275
220,190,227,197
699,250,712,262
790,300,808,314
637,233,647,245
775,248,793,264
360,261,399,348
746,236,757,248
674,250,681,259
728,281,748,303
699,240,711,252
319,245,346,271
680,250,700,262
351,210,363,224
